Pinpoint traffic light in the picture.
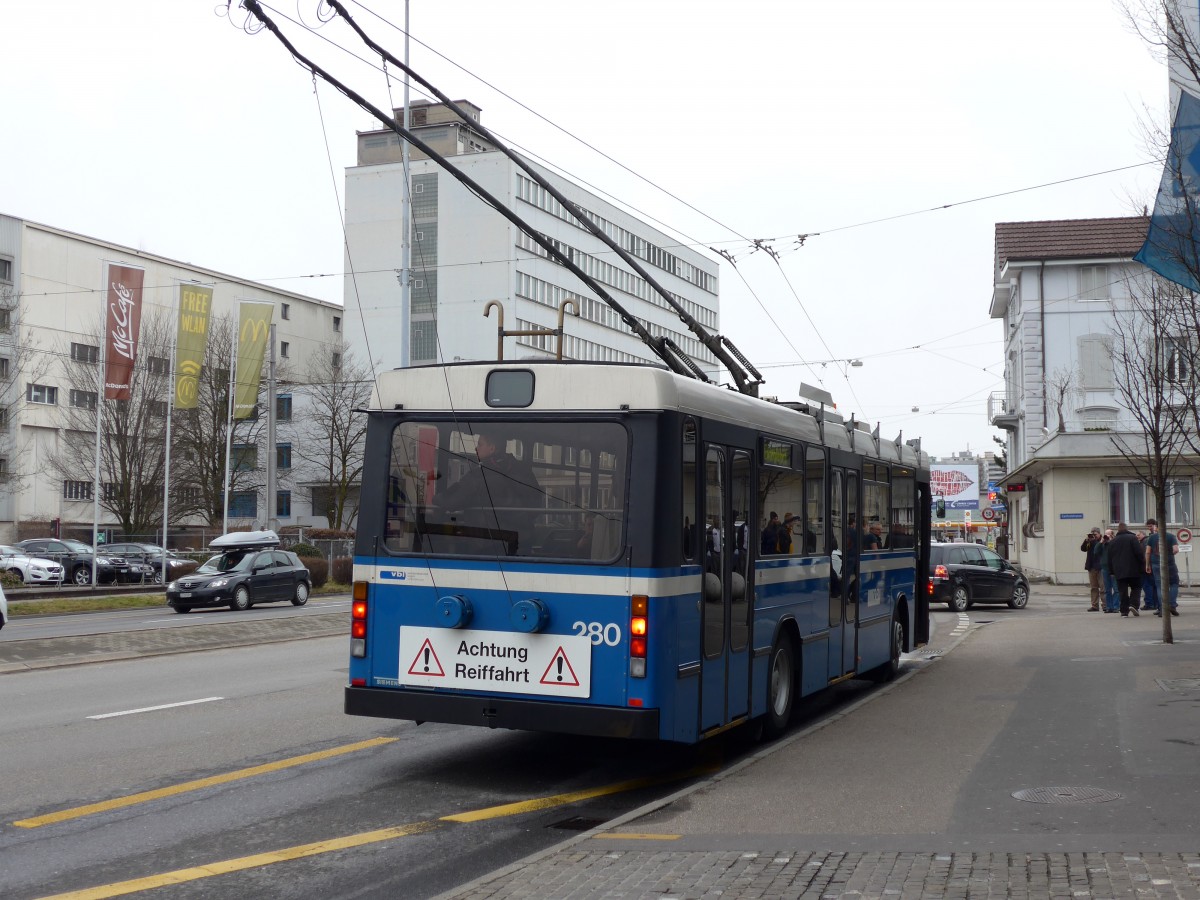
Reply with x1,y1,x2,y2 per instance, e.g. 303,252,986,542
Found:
936,498,946,519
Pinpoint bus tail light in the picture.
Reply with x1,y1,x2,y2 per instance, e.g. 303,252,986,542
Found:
351,582,369,658
630,595,648,678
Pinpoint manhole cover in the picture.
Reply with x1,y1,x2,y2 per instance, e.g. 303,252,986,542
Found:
548,816,608,831
1012,787,1122,805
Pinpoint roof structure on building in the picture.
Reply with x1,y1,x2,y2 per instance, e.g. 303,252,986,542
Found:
995,216,1149,273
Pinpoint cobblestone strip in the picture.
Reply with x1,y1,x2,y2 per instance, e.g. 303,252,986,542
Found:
447,850,1200,899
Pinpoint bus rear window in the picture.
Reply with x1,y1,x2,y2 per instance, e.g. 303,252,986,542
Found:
384,420,628,561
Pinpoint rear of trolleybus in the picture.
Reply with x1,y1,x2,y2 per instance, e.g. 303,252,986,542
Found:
345,363,671,740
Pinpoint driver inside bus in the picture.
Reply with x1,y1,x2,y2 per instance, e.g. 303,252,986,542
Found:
438,429,542,553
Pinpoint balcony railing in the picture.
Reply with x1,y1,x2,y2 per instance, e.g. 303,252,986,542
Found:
988,392,1019,430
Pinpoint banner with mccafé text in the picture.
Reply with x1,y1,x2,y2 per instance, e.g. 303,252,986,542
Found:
235,301,273,419
103,263,145,400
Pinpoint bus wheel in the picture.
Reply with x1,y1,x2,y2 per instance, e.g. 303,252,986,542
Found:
869,612,903,683
763,635,796,739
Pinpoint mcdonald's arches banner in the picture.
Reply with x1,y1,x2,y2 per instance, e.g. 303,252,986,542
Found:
103,263,145,400
235,301,273,419
175,284,212,409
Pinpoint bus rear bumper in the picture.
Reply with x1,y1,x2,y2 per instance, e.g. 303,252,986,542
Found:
345,686,661,740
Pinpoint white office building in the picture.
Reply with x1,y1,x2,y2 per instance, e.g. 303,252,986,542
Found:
0,214,347,544
343,100,721,375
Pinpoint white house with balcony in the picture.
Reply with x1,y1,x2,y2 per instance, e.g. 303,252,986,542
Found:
989,216,1197,583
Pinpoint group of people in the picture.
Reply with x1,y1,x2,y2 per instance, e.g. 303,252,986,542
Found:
760,511,797,555
1081,519,1180,617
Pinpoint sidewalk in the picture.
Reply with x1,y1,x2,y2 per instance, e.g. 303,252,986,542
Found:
439,592,1200,899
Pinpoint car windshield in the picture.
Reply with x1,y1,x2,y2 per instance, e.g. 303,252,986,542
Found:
196,550,257,574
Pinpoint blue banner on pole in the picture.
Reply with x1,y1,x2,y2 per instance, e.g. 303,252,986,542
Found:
1135,90,1200,292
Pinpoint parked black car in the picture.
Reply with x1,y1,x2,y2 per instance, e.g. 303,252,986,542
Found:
16,538,130,586
929,542,1030,611
166,531,311,613
104,542,197,585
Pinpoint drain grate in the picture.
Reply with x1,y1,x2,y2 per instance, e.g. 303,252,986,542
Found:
1012,786,1122,805
1157,677,1200,693
915,648,945,657
548,816,608,831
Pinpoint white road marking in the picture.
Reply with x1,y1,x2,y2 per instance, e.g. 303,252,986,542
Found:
88,697,224,720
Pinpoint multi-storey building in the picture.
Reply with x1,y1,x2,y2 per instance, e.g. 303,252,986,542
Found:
343,99,721,375
988,216,1197,583
0,214,347,543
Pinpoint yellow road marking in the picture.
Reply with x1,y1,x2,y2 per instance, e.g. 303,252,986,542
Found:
35,821,437,900
33,761,719,899
14,737,398,828
594,832,681,840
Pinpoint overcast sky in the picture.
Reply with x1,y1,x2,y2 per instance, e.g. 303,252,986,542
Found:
2,1,1168,458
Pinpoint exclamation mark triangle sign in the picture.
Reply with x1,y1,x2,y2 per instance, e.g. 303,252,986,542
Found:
407,638,445,677
539,645,580,687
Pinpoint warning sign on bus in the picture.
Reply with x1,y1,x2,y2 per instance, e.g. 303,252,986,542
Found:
399,627,592,698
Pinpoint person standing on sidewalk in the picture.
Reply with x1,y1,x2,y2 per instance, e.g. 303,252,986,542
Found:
1099,529,1119,612
1137,530,1160,611
1081,527,1104,611
1145,518,1181,617
1108,522,1143,617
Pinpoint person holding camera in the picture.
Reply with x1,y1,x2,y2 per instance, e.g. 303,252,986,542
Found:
1081,527,1103,611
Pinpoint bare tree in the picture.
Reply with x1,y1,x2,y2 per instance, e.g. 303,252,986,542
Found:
1110,273,1197,642
47,315,175,537
170,315,265,528
0,284,52,494
1046,366,1075,433
292,348,371,530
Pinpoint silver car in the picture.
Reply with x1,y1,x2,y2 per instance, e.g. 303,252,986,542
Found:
0,581,7,630
0,544,65,585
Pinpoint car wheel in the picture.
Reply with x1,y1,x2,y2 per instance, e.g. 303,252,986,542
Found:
173,606,191,614
762,633,797,739
230,585,252,611
72,566,91,586
949,584,969,612
869,612,904,683
152,570,164,585
291,581,310,606
8,567,25,583
1009,584,1029,609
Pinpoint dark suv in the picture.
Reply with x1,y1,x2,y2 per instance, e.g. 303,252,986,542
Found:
105,542,197,585
16,538,130,586
928,542,1030,611
166,531,311,613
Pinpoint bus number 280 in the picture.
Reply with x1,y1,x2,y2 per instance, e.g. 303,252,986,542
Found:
573,621,621,646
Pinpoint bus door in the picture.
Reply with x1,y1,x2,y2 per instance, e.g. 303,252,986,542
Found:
699,445,753,732
828,467,860,679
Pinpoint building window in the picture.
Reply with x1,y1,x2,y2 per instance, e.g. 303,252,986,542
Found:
1165,337,1191,384
229,490,257,518
276,394,292,421
1163,479,1193,526
0,458,7,476
1078,335,1114,390
71,343,100,364
148,356,170,376
277,443,292,470
331,352,341,370
64,480,93,501
149,400,168,418
276,490,291,518
232,444,258,472
0,257,11,282
0,309,10,331
333,316,341,332
0,408,8,429
1109,480,1147,525
1079,266,1110,301
27,384,58,405
280,341,290,359
69,389,98,410
281,303,290,320
0,357,9,379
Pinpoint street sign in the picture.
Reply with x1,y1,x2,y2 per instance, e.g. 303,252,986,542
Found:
964,511,972,527
982,508,995,521
1179,528,1192,544
1180,543,1194,553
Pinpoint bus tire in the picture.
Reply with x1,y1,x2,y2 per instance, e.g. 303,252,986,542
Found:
869,611,904,683
762,634,796,739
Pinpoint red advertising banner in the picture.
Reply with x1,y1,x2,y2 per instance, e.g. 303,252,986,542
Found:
104,263,145,400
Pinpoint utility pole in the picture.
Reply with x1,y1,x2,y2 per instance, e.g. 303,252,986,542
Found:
398,0,411,368
267,323,277,531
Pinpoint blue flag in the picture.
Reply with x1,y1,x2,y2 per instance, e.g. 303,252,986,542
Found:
1135,89,1200,292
